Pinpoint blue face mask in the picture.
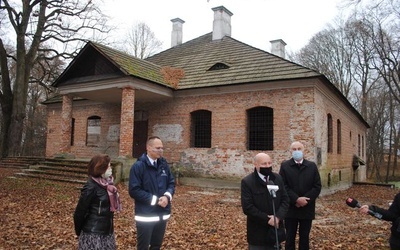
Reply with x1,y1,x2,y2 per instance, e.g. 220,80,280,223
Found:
292,150,303,161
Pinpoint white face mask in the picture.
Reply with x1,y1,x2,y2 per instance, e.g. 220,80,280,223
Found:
103,168,112,179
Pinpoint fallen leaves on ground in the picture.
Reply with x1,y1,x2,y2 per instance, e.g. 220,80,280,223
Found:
0,168,396,250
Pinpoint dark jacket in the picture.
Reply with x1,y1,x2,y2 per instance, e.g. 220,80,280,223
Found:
241,169,289,246
129,153,175,221
279,158,321,220
74,178,114,236
370,192,400,249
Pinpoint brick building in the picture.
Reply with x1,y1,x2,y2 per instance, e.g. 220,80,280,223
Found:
44,6,369,192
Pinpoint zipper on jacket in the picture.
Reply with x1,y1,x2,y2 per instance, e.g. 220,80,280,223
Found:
98,200,102,215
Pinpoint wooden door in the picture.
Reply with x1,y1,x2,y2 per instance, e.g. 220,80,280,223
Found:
133,120,148,158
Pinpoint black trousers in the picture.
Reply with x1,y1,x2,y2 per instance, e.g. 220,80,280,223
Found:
136,220,167,250
284,218,312,250
389,234,400,250
249,244,281,250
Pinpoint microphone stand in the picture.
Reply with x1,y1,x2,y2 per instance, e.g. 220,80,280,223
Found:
270,190,280,250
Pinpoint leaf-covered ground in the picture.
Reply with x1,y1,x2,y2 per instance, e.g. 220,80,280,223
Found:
0,167,396,250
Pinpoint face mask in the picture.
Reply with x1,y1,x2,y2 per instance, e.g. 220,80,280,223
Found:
103,168,112,179
259,167,272,177
292,150,303,161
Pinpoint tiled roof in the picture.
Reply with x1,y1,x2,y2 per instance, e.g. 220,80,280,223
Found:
146,33,321,89
90,42,168,86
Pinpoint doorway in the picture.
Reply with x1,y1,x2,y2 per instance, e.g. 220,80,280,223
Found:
133,111,148,158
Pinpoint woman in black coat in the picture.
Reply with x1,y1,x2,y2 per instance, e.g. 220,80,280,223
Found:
74,154,121,250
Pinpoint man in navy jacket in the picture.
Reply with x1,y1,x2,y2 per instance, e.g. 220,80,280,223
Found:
241,153,289,250
129,136,175,250
279,141,321,250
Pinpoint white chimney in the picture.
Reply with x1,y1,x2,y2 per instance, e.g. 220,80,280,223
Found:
270,39,286,58
171,18,185,47
212,6,233,40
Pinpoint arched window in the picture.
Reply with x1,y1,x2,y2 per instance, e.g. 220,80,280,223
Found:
247,106,273,150
362,135,365,158
87,116,101,146
191,110,212,148
71,118,75,146
327,114,333,153
337,119,341,154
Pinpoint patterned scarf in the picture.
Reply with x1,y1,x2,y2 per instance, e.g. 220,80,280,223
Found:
91,176,122,212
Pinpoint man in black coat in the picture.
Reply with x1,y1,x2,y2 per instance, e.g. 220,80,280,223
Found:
241,153,289,250
279,141,322,250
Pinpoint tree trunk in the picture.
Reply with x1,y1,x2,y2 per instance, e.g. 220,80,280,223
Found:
0,39,13,158
7,27,32,156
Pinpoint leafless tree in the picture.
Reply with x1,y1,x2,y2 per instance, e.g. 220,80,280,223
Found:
123,22,163,59
357,0,400,180
365,83,390,181
344,17,381,120
370,4,400,104
293,21,355,99
0,0,111,158
292,1,400,182
22,82,47,156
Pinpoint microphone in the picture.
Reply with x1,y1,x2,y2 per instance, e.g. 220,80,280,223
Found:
267,180,279,198
346,197,382,219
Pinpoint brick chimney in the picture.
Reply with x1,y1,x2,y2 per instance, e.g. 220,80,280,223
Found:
171,18,185,47
270,39,286,58
212,6,233,40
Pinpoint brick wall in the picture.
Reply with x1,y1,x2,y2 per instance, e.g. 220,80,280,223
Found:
45,81,368,191
142,84,367,190
46,100,121,159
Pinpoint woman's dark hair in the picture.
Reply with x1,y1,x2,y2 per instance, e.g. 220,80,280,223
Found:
87,154,111,177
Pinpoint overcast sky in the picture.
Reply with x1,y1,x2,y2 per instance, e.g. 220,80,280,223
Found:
103,0,346,54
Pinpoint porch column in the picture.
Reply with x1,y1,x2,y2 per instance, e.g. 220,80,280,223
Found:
119,87,135,157
60,94,72,153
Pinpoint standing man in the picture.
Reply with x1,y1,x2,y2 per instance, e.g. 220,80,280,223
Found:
241,153,289,250
129,136,175,250
279,141,322,250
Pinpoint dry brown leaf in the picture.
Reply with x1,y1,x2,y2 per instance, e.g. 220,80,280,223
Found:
0,168,396,249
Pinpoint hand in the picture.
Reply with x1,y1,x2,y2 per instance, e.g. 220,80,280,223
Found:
359,205,369,215
296,197,310,207
268,215,280,228
157,196,169,208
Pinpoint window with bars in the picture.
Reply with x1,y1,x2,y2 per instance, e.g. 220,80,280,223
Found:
71,118,75,146
327,114,333,153
247,107,273,150
337,119,341,154
362,135,364,158
87,116,101,146
191,110,212,148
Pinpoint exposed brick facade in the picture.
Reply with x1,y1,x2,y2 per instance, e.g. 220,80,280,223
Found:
60,95,72,153
45,79,368,192
119,87,135,157
46,100,121,158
